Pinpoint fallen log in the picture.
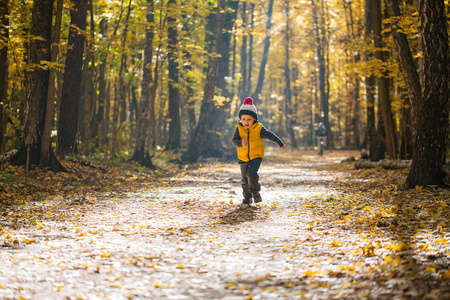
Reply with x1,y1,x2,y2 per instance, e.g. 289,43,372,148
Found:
354,159,411,170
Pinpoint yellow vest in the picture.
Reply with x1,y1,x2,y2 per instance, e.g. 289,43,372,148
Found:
237,122,264,162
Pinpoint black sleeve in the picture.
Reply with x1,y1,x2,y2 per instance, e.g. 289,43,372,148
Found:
260,126,285,147
232,127,242,148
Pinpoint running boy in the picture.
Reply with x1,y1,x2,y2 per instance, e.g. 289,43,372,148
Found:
232,97,286,206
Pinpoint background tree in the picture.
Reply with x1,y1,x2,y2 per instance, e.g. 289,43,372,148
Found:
0,0,9,154
41,0,63,165
182,0,226,163
57,0,88,155
132,0,154,168
11,0,64,171
166,0,181,150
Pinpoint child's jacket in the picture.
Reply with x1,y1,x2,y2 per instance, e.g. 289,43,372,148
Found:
232,121,285,162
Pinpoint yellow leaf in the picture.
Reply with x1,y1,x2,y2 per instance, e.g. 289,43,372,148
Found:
279,183,283,187
305,270,321,276
36,224,44,230
329,240,340,247
393,257,402,265
389,205,399,213
154,284,161,288
177,264,185,269
0,284,4,288
384,256,393,263
18,296,27,300
57,286,62,291
424,267,436,273
101,252,112,258
225,283,237,288
46,211,52,215
284,283,293,288
434,238,448,245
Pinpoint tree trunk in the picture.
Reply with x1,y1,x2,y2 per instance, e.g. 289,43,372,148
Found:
204,0,239,158
96,19,108,149
343,0,361,149
83,0,95,156
0,0,9,155
364,0,383,161
311,0,329,144
41,0,63,164
166,0,181,150
182,50,196,133
239,0,248,99
12,0,64,171
372,0,397,158
246,2,254,96
252,0,274,102
284,0,296,148
132,0,154,168
182,0,226,163
57,0,88,155
405,0,448,187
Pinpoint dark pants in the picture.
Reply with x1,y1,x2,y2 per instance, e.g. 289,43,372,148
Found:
239,158,262,199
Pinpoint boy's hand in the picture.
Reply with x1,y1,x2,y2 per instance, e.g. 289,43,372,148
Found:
242,138,248,147
281,145,286,150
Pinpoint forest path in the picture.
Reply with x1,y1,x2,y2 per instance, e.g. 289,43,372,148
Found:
1,150,449,299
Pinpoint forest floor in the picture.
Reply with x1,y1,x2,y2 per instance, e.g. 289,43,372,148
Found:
0,150,450,300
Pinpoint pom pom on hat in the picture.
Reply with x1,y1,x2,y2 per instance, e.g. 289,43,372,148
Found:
239,97,258,121
243,97,254,105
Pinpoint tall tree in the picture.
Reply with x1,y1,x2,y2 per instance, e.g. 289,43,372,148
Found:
284,0,296,148
311,0,329,144
246,2,254,96
41,0,63,165
364,0,384,161
182,0,226,163
57,0,88,155
111,0,132,155
166,0,181,150
342,0,361,149
252,0,274,103
205,0,239,158
386,0,449,187
239,0,248,99
82,0,95,156
0,0,9,154
95,19,108,149
11,0,64,171
372,0,397,158
132,0,154,168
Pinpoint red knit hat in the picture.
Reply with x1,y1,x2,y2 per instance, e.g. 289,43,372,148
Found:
238,97,258,121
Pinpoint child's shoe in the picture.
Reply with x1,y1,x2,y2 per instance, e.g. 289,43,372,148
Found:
242,198,252,205
253,193,262,203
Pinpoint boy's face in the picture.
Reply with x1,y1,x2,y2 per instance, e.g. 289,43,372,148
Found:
240,115,256,128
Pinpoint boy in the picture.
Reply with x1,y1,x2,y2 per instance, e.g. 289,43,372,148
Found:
232,97,286,207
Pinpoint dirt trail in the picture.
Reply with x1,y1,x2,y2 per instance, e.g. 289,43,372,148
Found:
1,150,449,299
